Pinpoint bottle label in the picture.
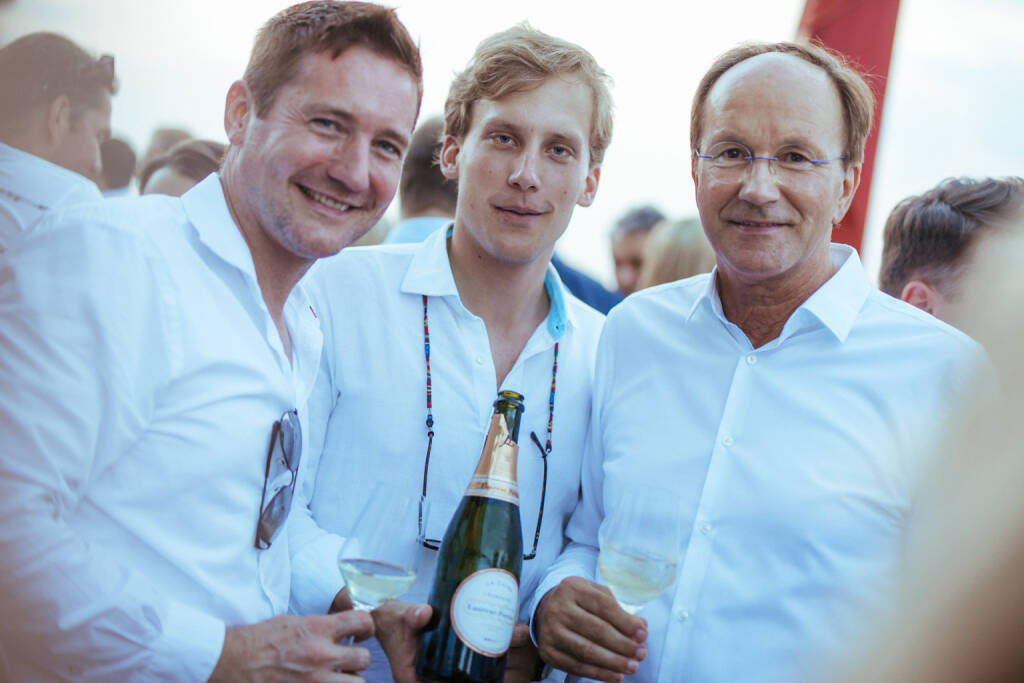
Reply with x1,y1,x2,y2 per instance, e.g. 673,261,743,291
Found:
450,568,519,657
465,474,519,505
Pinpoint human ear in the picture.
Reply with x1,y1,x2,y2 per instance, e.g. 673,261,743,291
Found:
577,165,601,207
439,135,461,180
900,279,939,315
46,95,72,147
832,162,862,225
223,81,252,145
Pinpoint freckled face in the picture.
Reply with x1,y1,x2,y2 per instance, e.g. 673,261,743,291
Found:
228,46,419,262
441,75,600,266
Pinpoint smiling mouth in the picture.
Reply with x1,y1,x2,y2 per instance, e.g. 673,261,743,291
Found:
730,219,788,228
496,205,544,217
299,185,353,212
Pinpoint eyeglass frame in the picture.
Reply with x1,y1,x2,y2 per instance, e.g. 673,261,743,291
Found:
419,428,549,561
254,409,302,550
40,54,117,99
693,141,846,175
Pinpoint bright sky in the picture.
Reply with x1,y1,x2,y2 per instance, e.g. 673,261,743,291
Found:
2,0,1021,287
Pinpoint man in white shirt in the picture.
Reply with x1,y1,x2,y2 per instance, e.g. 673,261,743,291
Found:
532,42,987,683
295,24,611,683
0,32,115,256
0,2,422,681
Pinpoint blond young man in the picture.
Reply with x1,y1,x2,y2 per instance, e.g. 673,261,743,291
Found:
295,24,613,683
0,3,422,680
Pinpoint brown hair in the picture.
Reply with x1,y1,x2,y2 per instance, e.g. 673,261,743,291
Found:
690,41,874,165
138,139,228,192
879,176,1024,298
399,116,456,216
444,23,613,165
243,1,422,118
0,32,117,127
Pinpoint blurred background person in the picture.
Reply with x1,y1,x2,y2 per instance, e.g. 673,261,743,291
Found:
878,175,1023,329
134,125,191,181
138,137,225,196
0,32,115,254
830,210,1024,683
634,215,715,290
383,115,455,244
98,136,135,197
610,203,664,296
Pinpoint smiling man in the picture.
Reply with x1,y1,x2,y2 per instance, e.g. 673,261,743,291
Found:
293,24,611,683
531,42,987,683
0,2,421,681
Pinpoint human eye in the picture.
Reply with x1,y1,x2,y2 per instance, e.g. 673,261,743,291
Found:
311,117,340,133
709,143,748,164
375,139,401,157
549,144,574,159
490,133,515,147
777,149,814,170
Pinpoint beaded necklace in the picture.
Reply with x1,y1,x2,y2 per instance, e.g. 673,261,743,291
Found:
420,294,557,558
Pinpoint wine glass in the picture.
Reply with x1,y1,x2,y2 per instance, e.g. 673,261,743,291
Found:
597,488,683,615
337,482,428,613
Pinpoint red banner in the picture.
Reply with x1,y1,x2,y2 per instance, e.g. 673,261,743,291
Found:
797,0,901,253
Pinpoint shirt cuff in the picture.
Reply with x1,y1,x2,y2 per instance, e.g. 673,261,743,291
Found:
152,599,226,682
289,532,345,615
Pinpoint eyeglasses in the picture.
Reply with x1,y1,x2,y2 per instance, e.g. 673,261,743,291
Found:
419,429,549,560
255,409,302,550
694,141,845,176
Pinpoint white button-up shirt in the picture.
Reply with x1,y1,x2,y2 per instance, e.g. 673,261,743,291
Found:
0,141,102,256
0,175,326,681
532,245,986,683
293,227,604,681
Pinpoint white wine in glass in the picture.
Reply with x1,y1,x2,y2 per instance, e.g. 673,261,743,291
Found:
598,488,682,615
337,482,428,612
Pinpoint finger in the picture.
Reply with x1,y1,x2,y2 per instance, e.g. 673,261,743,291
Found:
571,580,647,641
400,603,432,630
546,595,643,662
323,641,372,674
327,610,375,642
541,625,643,681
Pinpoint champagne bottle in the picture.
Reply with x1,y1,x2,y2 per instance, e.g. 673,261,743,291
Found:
416,390,525,683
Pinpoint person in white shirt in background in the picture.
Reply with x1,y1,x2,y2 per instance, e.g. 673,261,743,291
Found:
0,32,114,256
532,41,987,683
296,24,611,683
0,2,422,681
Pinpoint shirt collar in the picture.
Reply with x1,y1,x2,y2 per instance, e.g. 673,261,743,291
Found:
688,244,869,343
399,225,573,341
180,173,260,284
0,142,100,210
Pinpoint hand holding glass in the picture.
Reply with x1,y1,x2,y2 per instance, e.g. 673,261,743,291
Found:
597,489,682,614
337,483,428,612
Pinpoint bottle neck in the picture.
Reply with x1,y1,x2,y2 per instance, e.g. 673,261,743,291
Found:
465,411,521,505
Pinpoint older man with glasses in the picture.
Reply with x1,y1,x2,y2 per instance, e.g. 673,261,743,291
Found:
531,42,989,683
0,2,423,681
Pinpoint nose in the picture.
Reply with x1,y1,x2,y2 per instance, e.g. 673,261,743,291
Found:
737,156,781,205
508,150,540,192
326,138,371,195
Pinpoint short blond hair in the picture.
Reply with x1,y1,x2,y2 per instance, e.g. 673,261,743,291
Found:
444,23,613,165
636,217,716,289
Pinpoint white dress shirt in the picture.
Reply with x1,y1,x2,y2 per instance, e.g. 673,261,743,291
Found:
293,227,604,681
0,141,102,256
531,245,986,683
0,175,327,681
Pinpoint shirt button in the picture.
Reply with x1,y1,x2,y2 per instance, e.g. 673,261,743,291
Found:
722,436,734,447
475,355,485,366
676,609,689,622
746,354,757,365
700,523,712,535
